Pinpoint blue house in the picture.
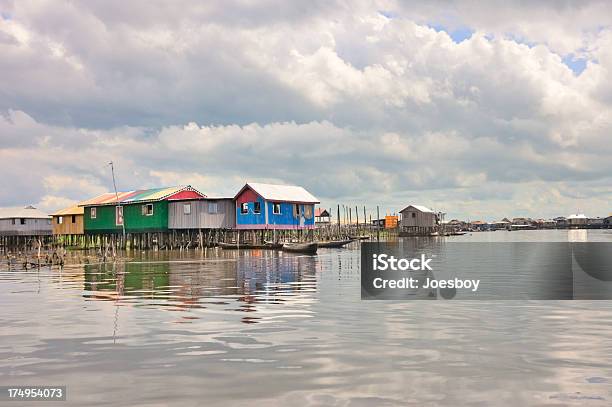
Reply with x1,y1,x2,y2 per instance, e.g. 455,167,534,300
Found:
234,183,320,230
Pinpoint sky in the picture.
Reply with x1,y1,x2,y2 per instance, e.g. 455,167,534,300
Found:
1,0,611,221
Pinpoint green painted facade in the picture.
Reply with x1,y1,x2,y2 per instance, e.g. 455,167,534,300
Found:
84,201,169,234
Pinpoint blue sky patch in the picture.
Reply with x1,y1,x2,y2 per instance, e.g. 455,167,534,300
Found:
429,23,474,43
562,54,588,75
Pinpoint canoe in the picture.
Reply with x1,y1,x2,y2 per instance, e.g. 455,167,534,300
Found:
218,242,282,250
349,235,370,240
317,239,353,248
282,242,318,254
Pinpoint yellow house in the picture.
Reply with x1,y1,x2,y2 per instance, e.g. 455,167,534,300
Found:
52,205,84,235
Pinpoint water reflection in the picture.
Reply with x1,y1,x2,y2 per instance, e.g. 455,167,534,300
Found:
82,250,318,323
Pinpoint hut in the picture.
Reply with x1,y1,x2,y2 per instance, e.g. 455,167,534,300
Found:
52,205,84,235
168,197,236,245
52,204,85,246
315,208,331,226
82,186,205,235
0,205,52,248
234,182,319,230
399,205,437,236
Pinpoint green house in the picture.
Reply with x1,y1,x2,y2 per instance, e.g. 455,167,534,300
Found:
81,186,205,234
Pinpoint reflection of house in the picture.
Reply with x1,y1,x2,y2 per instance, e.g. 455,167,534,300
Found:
52,204,84,235
315,208,331,225
399,205,437,236
169,198,235,230
567,213,587,228
0,206,52,236
234,183,319,230
82,186,205,234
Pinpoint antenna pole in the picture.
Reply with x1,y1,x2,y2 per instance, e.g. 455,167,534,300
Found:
109,161,126,240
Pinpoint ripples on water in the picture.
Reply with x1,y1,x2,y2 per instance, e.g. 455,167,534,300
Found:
1,230,612,406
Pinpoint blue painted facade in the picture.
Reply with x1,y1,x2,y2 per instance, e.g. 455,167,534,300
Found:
235,186,316,230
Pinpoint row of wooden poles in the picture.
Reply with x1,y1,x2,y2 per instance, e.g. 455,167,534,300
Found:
0,205,398,253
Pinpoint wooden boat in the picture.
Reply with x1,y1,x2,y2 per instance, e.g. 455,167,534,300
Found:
282,242,318,254
317,239,353,248
349,235,370,240
218,242,282,250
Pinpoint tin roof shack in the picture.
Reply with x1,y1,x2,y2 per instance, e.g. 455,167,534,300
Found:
82,186,205,234
0,206,52,236
399,205,437,236
52,205,84,235
315,208,331,225
169,198,236,230
234,183,320,230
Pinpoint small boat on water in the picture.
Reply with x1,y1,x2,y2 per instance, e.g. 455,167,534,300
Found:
349,235,370,240
282,242,318,254
218,242,282,250
317,239,353,248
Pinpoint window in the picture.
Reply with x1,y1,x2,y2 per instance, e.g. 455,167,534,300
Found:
208,201,218,214
142,204,154,216
11,218,15,225
253,201,261,214
412,213,416,218
58,216,63,224
241,202,248,214
116,206,124,226
71,215,76,223
184,203,191,215
20,218,26,225
294,204,301,217
304,205,313,220
91,207,97,219
273,202,281,215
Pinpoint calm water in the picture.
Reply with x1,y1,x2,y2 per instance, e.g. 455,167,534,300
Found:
2,230,612,406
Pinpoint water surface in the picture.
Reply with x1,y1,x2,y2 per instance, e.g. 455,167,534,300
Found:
2,230,612,406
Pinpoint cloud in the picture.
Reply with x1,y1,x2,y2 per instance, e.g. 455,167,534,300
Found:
0,1,611,219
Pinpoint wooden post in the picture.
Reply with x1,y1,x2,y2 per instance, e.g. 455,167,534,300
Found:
376,206,380,241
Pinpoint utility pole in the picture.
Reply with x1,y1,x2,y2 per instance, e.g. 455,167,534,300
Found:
108,161,126,240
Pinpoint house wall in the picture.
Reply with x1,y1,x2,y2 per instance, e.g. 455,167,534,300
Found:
84,201,169,234
400,208,436,229
52,214,84,235
0,217,52,236
235,187,315,229
169,199,236,229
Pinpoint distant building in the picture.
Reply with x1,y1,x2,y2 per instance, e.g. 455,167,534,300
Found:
567,213,588,228
315,208,331,225
52,205,84,235
0,205,52,237
384,215,398,229
553,216,568,227
492,219,511,230
234,183,319,230
512,217,532,226
588,217,604,228
399,205,437,236
604,216,612,228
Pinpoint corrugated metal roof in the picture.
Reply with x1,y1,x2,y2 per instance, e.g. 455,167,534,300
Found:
80,186,205,206
0,206,50,219
400,205,434,213
236,183,320,203
52,205,85,216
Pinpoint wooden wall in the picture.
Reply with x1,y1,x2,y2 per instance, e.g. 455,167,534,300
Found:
169,199,236,229
0,217,52,236
400,208,436,229
52,214,84,235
